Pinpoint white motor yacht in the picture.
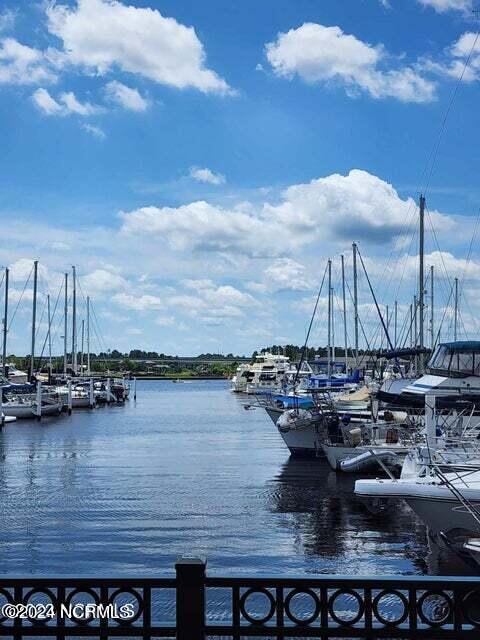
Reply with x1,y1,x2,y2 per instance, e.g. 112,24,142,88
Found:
231,353,291,394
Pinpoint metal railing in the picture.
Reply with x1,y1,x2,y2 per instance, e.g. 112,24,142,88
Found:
1,558,480,638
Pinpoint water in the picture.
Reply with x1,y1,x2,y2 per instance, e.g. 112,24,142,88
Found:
0,380,471,577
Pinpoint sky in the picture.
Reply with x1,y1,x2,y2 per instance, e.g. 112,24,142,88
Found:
1,0,480,357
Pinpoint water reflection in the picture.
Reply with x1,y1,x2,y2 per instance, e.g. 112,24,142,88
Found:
269,457,473,575
0,381,474,578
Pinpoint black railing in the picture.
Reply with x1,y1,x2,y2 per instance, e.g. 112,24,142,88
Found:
0,558,479,638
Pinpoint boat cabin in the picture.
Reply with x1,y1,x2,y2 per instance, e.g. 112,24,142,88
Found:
427,341,480,378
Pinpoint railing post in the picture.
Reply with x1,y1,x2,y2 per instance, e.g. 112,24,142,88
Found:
175,556,206,640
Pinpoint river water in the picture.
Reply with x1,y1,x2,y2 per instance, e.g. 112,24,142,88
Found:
0,380,471,578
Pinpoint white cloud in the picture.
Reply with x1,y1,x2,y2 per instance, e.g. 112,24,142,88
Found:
81,123,106,139
189,167,226,185
417,0,472,13
105,80,149,112
265,23,436,103
112,292,163,311
32,88,103,117
32,88,63,115
9,258,48,282
264,258,314,291
120,169,453,257
46,0,233,95
420,32,480,83
81,268,127,295
61,91,102,115
0,38,56,85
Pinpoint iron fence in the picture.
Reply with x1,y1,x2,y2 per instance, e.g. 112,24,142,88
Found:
0,558,479,639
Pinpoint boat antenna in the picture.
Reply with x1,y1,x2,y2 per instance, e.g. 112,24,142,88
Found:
293,261,328,386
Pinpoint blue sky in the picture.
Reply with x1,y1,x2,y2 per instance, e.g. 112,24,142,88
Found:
1,0,480,357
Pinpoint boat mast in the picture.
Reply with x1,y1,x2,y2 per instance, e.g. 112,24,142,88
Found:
341,254,348,373
352,242,359,365
394,300,398,349
332,286,336,367
72,265,77,375
47,293,52,370
87,296,90,375
80,319,85,374
414,294,418,373
419,194,425,372
430,265,434,349
327,259,332,378
2,267,8,376
454,277,459,341
30,260,38,379
63,272,68,375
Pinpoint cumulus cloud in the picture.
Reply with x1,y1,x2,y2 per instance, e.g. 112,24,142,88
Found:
81,268,127,295
422,32,480,83
120,169,453,257
0,38,56,85
189,167,226,185
32,88,103,117
113,280,256,324
112,292,163,311
263,259,314,291
265,23,436,103
46,0,233,95
417,0,472,12
104,80,149,112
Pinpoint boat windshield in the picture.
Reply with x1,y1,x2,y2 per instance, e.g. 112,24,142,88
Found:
427,344,480,377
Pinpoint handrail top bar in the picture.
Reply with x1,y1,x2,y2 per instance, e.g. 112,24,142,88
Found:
206,574,480,586
0,573,478,585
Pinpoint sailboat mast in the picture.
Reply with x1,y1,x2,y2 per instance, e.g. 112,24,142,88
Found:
352,242,359,364
332,286,336,366
341,254,348,373
414,294,418,373
64,272,68,375
72,266,77,374
2,267,8,376
419,194,425,371
394,300,398,349
80,319,85,373
87,296,90,375
30,260,38,379
430,265,434,349
47,293,52,370
327,259,332,378
454,277,459,341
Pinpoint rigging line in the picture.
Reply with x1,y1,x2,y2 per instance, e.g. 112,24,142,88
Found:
37,281,63,364
89,300,110,366
293,262,328,386
344,277,374,363
8,264,34,330
356,247,395,353
420,29,480,197
434,285,454,347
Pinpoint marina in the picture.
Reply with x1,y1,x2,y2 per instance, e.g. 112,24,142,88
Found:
0,379,467,578
2,0,480,635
